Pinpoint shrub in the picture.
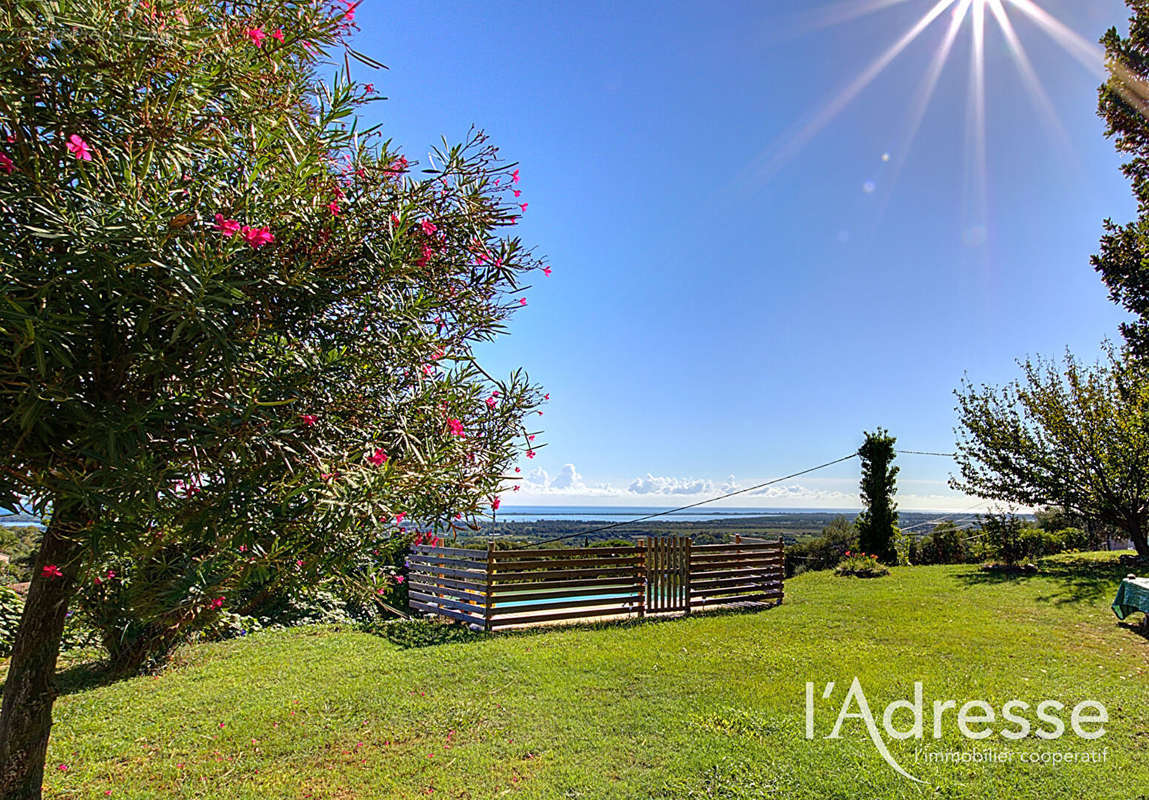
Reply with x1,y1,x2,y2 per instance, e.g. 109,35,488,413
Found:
835,551,891,578
785,516,857,576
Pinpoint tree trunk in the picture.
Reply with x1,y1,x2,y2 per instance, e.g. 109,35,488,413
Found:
0,510,83,800
1128,521,1149,560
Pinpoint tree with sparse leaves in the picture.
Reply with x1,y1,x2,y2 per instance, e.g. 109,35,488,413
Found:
953,347,1149,561
0,1,546,795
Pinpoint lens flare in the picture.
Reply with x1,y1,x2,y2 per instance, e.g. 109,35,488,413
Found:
747,0,1116,230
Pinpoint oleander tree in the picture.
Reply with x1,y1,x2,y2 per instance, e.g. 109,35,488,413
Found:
0,1,547,796
952,347,1149,560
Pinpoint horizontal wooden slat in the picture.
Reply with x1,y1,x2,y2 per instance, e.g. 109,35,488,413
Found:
412,545,483,558
691,542,783,552
491,604,637,628
409,590,486,616
692,588,781,601
691,565,783,580
491,565,639,583
692,583,783,599
406,573,485,594
490,575,640,595
408,581,485,604
492,583,641,605
410,600,484,625
492,593,642,615
407,553,486,569
693,592,783,606
690,551,784,565
690,560,783,573
488,555,641,571
493,546,641,560
407,564,487,583
691,574,782,591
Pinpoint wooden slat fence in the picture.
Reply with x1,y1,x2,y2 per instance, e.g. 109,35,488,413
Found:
406,536,784,630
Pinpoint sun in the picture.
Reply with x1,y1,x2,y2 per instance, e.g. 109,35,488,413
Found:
751,0,1117,237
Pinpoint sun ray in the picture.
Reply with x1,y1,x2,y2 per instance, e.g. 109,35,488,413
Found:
748,0,957,184
785,0,917,34
984,0,1073,157
1004,0,1105,77
964,0,988,236
875,0,972,220
1005,1,1149,121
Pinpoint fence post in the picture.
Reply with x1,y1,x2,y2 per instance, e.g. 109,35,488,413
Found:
637,537,647,619
683,536,692,616
484,540,495,632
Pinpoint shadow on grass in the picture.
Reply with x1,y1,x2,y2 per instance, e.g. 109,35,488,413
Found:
953,554,1141,606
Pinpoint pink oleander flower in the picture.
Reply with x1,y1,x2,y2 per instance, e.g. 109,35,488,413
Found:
526,450,536,459
301,413,318,426
544,393,550,400
387,155,408,174
519,298,527,306
447,418,465,437
327,200,340,215
514,467,520,473
528,435,535,442
513,189,521,198
210,597,224,610
242,225,274,248
42,564,63,579
213,214,242,236
420,220,437,236
486,396,497,408
245,27,267,46
512,169,520,183
543,266,552,277
0,152,13,174
66,134,92,161
271,28,285,42
296,559,304,567
367,448,388,466
492,496,501,511
395,512,406,524
395,575,406,584
519,202,528,212
365,83,375,93
513,485,520,492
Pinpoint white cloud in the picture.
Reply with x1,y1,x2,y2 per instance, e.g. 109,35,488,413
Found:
502,463,984,512
627,474,715,496
550,463,584,491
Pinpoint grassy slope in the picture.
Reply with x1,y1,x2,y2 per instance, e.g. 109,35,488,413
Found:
37,556,1149,799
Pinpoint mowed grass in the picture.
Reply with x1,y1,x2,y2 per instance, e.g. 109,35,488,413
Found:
25,554,1149,799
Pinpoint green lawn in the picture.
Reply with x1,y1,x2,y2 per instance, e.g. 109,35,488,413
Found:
27,555,1149,799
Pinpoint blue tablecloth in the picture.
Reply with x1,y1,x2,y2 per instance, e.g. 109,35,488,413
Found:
1112,577,1149,620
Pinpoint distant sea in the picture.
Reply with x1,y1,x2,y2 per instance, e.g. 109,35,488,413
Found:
493,505,858,523
0,506,866,527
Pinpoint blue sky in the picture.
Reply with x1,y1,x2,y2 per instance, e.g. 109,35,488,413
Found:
354,0,1133,511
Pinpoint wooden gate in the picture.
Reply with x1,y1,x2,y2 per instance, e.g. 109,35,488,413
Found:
643,536,691,614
